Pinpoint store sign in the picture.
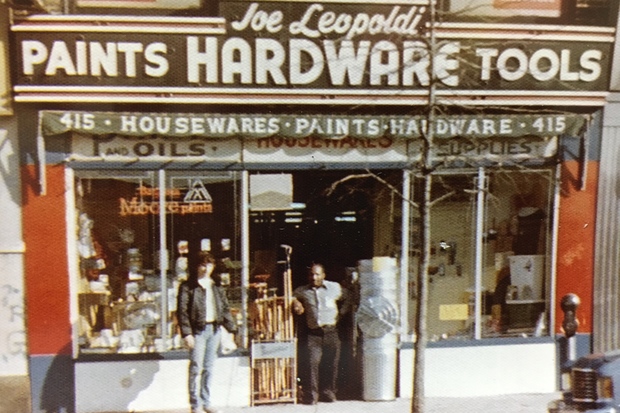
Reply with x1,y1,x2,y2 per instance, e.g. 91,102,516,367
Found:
52,111,587,140
70,124,559,167
451,0,561,17
119,181,213,216
10,4,612,103
76,0,200,9
71,133,408,164
409,136,558,164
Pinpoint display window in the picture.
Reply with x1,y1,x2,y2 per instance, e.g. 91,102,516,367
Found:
73,169,242,355
407,168,554,341
71,165,552,354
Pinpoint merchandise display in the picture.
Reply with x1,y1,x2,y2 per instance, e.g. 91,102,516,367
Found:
74,173,242,355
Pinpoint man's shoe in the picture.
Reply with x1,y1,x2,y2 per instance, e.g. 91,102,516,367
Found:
320,391,337,402
301,398,317,405
203,408,222,413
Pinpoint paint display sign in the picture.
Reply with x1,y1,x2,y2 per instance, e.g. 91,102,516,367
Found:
119,180,213,216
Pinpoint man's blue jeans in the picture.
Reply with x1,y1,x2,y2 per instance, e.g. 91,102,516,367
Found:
189,324,221,410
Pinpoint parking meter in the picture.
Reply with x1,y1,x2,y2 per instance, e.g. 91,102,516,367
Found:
561,293,580,361
561,293,580,338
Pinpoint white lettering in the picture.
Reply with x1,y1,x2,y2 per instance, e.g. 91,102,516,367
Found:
497,48,528,81
289,4,424,40
529,48,559,81
324,40,370,86
580,50,602,82
90,42,118,77
255,38,286,85
435,42,460,87
22,40,47,75
222,38,253,84
45,41,77,75
144,43,168,77
187,36,218,83
289,39,324,85
117,42,143,77
476,48,498,81
370,41,399,85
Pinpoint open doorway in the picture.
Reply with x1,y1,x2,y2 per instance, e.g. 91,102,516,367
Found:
249,169,400,401
248,170,394,290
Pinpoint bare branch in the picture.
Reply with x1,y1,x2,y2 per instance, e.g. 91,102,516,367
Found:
325,170,420,209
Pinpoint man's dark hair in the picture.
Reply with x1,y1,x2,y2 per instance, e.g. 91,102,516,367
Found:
198,251,216,265
308,262,325,272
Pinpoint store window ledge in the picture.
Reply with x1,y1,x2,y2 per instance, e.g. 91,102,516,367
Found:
76,348,249,362
399,335,554,349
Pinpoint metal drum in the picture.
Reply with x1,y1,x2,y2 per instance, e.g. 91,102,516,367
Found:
356,257,399,401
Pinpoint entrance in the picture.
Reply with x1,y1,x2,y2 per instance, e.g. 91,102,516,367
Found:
248,170,400,401
248,170,386,290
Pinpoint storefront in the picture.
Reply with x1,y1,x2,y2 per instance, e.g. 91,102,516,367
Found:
9,1,614,412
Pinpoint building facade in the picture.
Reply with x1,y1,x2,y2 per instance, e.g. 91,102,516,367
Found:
0,1,29,412
6,0,620,411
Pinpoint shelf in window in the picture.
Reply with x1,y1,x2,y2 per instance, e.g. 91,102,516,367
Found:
506,299,546,304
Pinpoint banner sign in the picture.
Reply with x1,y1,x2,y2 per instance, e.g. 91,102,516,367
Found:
70,130,557,165
409,136,558,163
45,111,587,140
11,3,612,100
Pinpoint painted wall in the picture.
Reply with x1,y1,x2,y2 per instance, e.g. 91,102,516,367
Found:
75,357,250,412
555,132,600,336
22,164,74,413
399,341,557,397
0,116,27,376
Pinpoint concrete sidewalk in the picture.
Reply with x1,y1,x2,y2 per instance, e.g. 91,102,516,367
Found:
168,393,559,413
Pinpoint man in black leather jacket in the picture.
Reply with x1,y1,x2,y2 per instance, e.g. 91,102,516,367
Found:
177,251,236,413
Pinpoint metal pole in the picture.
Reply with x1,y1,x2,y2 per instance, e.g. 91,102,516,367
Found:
549,164,562,336
400,169,412,342
241,171,250,349
159,169,168,345
474,167,485,340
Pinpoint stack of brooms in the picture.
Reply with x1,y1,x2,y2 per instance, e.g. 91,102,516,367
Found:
250,245,297,405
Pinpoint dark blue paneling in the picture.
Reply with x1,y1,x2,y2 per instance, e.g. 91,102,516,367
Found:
29,354,74,413
560,110,602,163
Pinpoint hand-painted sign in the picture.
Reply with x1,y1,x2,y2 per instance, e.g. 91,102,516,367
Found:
119,182,213,216
10,4,613,105
47,111,587,139
61,108,583,167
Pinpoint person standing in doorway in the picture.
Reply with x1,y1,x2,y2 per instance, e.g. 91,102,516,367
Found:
177,251,237,413
292,263,349,405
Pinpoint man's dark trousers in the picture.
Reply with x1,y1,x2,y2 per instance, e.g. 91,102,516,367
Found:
306,325,340,403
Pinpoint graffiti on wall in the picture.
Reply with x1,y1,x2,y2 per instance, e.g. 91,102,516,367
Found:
0,283,26,370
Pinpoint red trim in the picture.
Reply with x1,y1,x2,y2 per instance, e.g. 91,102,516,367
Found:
555,160,598,334
22,165,71,355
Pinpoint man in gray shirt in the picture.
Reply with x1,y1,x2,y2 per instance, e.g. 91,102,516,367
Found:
292,263,349,405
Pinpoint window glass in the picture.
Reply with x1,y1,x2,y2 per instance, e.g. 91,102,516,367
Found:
74,170,242,355
407,169,553,341
483,170,552,338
